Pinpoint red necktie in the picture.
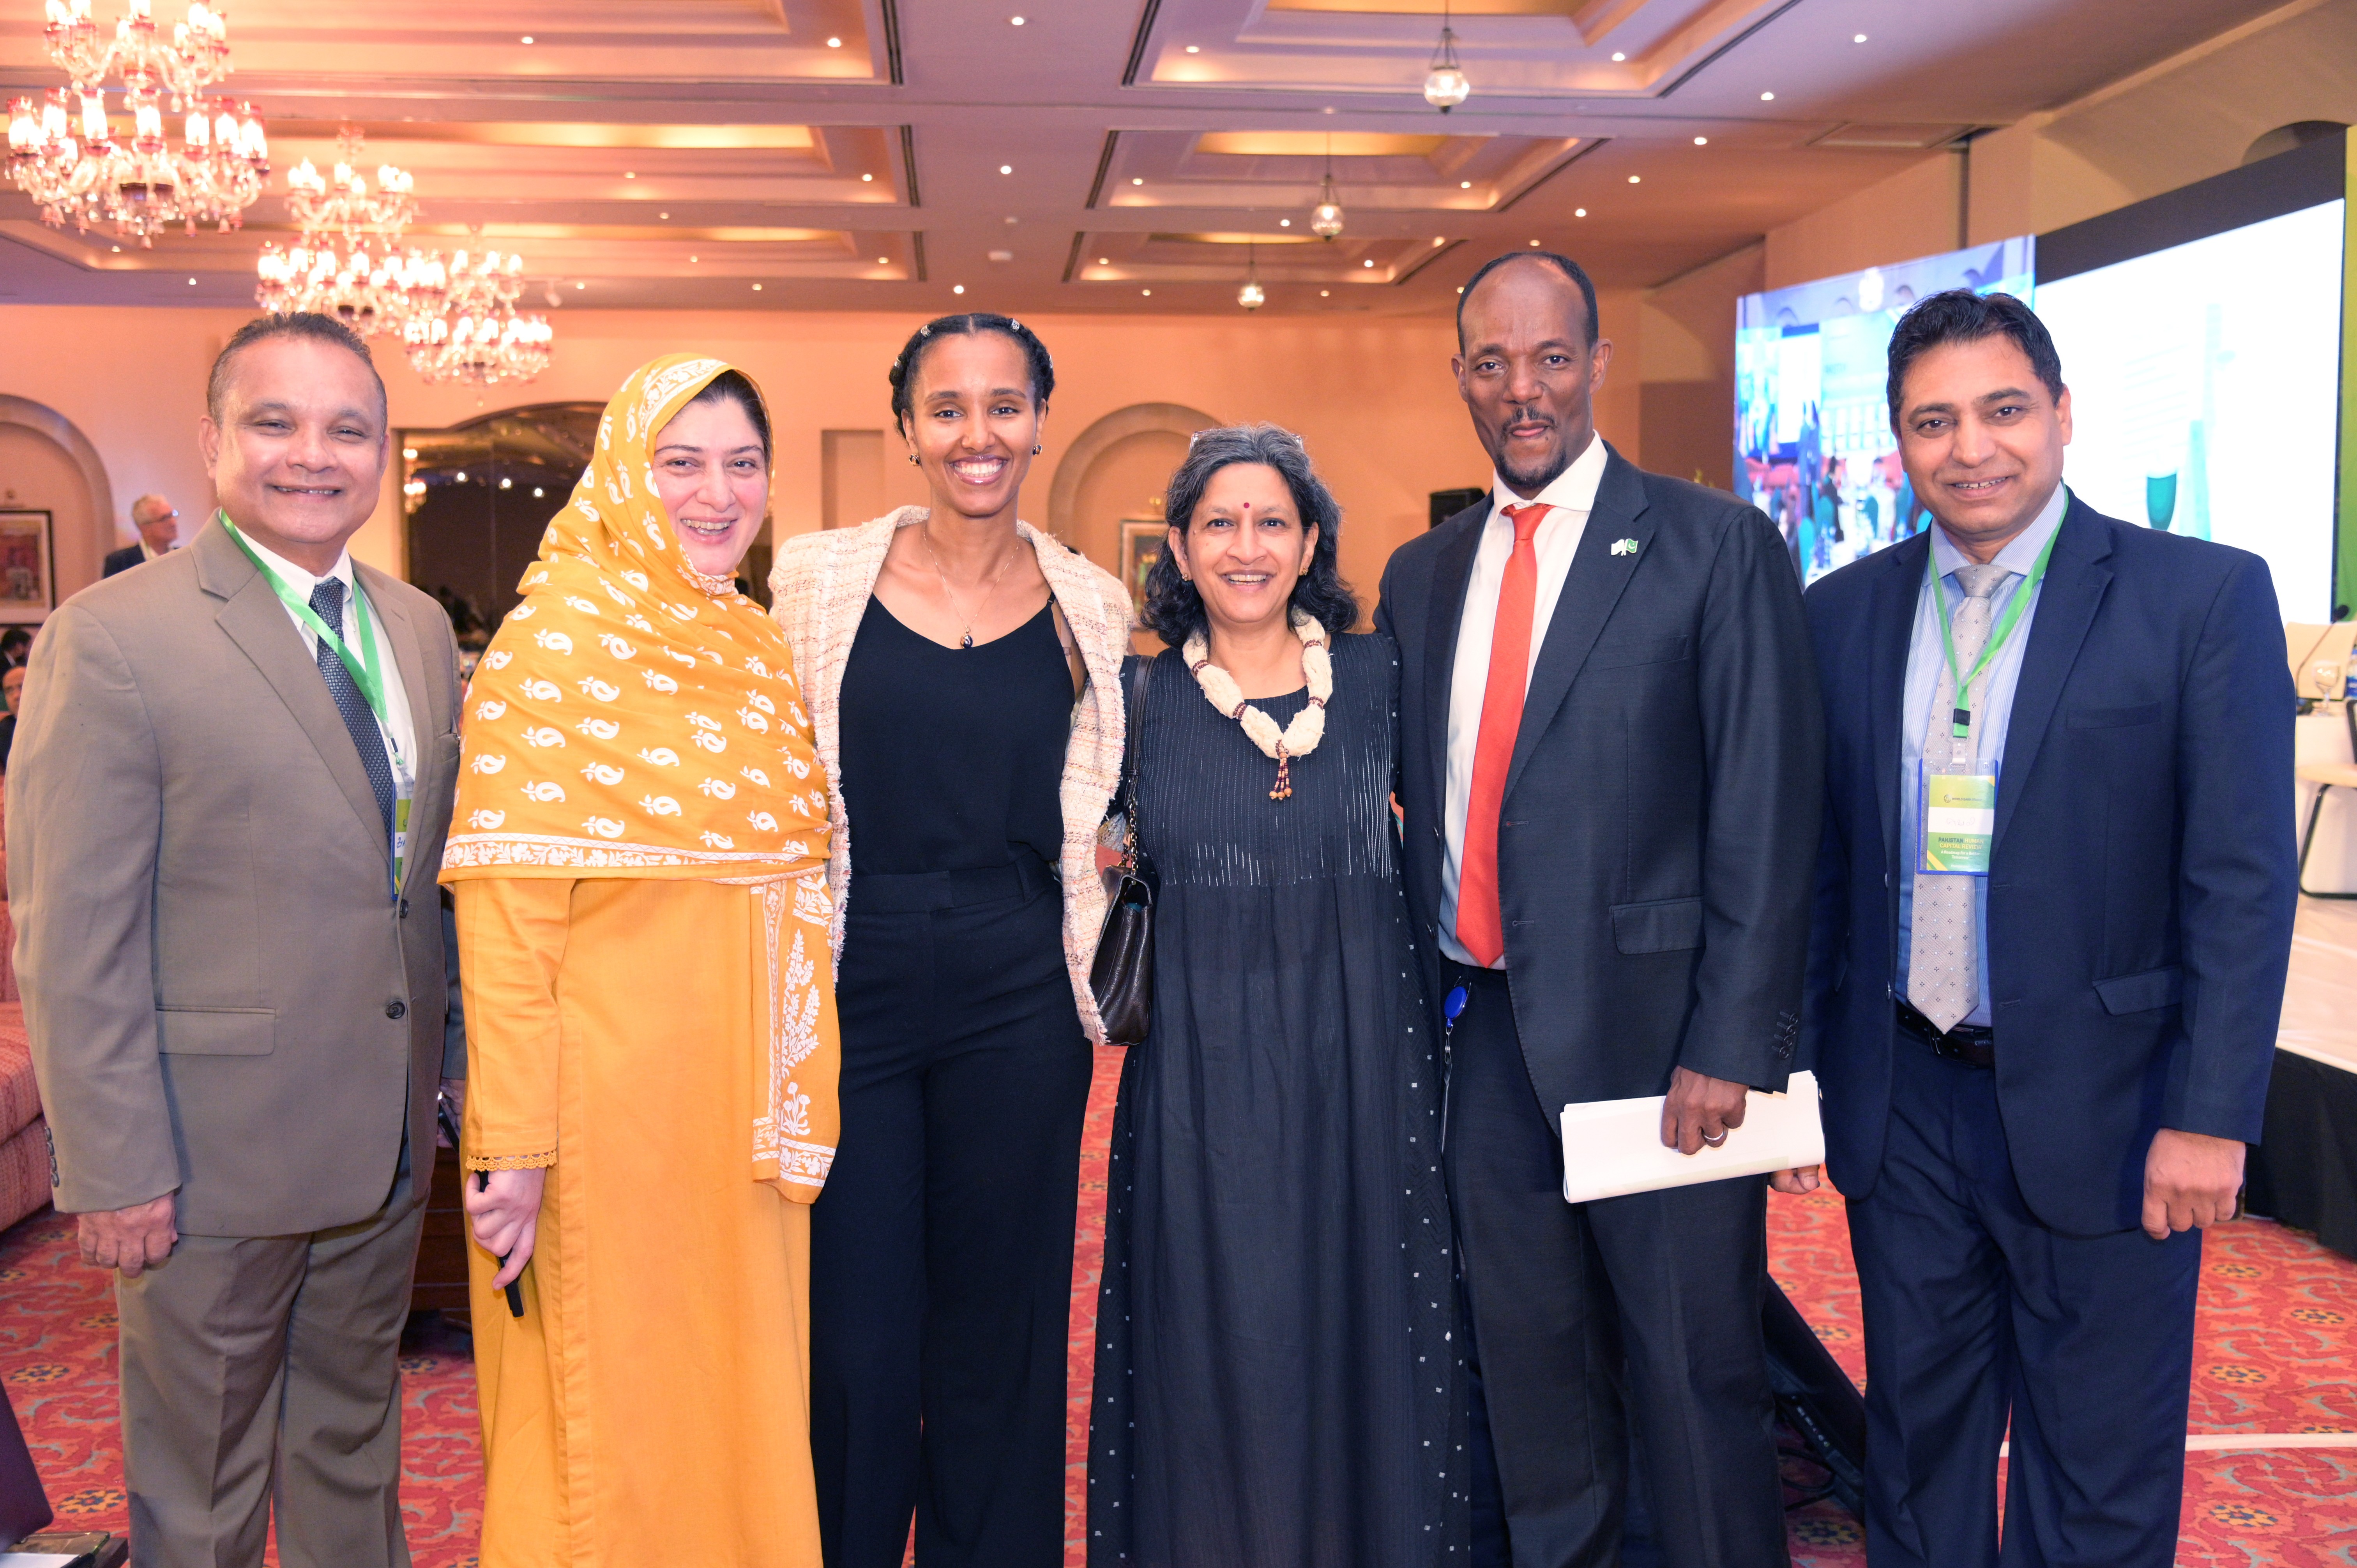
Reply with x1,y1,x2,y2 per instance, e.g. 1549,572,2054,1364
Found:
1456,502,1550,967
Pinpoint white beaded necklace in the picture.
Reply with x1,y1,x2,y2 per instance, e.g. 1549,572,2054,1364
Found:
1182,608,1333,802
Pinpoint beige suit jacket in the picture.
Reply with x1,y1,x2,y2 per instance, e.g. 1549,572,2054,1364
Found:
7,517,463,1236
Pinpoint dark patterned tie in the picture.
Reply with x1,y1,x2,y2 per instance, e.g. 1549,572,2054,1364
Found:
309,577,396,842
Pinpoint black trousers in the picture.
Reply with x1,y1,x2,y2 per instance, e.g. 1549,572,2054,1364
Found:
1848,1040,2200,1568
811,866,1094,1568
1444,968,1787,1568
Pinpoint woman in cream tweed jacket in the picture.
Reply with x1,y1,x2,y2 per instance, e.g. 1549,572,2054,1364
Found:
769,503,1132,1040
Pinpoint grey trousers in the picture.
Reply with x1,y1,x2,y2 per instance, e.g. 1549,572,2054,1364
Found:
114,1155,422,1568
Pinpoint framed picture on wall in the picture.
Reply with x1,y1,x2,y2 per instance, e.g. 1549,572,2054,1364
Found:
1119,518,1166,621
0,510,54,623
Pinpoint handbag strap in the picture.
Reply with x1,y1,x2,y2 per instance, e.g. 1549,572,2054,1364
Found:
1117,653,1155,874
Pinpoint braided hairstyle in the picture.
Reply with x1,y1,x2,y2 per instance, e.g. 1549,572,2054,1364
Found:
887,313,1057,433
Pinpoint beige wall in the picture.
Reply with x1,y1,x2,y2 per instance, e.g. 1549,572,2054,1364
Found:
1762,0,2357,289
0,299,1651,623
0,424,101,604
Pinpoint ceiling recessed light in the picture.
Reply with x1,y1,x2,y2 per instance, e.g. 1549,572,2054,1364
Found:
533,487,545,498
659,211,670,219
1097,257,1109,264
1457,286,1464,293
1184,44,1199,53
402,447,419,459
455,471,468,483
1363,259,1374,268
624,170,636,178
988,249,1012,262
953,284,965,294
1005,215,1019,224
1627,175,1641,184
1279,218,1291,227
1760,90,1775,101
1853,33,1868,42
1010,14,1025,23
1529,239,1540,247
1141,289,1151,296
877,256,889,264
862,172,874,181
1575,207,1587,217
1460,180,1473,189
1131,177,1144,185
520,35,533,43
999,164,1012,175
1319,289,1330,297
110,244,119,252
1321,106,1335,115
575,281,586,290
690,255,698,262
1694,136,1708,145
825,35,841,46
1610,51,1625,61
500,477,513,489
187,276,196,284
752,283,762,291
1433,236,1445,246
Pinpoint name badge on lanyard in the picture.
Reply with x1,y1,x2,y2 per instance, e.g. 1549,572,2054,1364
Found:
1920,761,1998,876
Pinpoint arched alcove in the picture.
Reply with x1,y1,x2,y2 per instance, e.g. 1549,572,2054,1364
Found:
1046,402,1222,575
0,396,116,610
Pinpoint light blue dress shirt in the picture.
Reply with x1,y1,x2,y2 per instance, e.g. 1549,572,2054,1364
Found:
1896,482,2069,1028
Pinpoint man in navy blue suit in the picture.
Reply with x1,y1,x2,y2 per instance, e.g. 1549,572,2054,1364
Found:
1792,289,2296,1566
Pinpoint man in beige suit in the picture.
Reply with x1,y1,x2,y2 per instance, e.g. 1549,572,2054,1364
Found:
7,312,463,1568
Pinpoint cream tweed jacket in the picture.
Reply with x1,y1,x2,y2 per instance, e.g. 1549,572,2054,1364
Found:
770,507,1134,1044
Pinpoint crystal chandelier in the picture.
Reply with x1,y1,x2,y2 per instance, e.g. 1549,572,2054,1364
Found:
1423,0,1470,113
1237,240,1265,311
254,129,437,336
4,0,267,244
404,248,555,386
1310,136,1345,242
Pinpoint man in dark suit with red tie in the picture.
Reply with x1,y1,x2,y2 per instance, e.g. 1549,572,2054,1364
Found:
1377,252,1824,1568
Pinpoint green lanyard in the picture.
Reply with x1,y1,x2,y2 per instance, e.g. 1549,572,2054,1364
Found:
219,512,390,729
1930,519,2060,740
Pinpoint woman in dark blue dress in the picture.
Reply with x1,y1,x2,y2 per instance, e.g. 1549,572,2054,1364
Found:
1087,425,1464,1567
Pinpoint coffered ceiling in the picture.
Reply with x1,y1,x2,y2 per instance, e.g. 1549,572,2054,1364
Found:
0,0,2285,318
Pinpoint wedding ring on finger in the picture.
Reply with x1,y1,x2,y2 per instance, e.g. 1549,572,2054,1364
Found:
1702,1129,1729,1146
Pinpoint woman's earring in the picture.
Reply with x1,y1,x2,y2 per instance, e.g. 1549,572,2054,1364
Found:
1032,444,1042,455
906,452,919,466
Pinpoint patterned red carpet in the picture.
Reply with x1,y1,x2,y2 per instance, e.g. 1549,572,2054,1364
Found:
3,1044,2351,1566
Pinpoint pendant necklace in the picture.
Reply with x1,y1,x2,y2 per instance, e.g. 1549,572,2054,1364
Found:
1183,608,1333,801
921,527,1018,649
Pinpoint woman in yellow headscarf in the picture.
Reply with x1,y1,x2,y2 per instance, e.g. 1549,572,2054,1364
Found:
442,354,836,1566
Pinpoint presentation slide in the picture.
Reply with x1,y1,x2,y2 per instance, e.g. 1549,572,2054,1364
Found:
1734,238,2034,586
2035,200,2346,623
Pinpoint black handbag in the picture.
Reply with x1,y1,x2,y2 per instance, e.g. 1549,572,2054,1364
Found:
1090,656,1156,1047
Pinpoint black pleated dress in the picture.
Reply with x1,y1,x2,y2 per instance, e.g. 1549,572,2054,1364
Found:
1087,629,1466,1568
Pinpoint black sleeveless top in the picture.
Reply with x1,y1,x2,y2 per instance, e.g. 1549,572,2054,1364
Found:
838,595,1070,877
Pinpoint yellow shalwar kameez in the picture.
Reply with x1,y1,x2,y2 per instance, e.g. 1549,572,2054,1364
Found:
443,354,839,1567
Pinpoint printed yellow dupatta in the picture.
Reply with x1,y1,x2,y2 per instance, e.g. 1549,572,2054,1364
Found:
440,353,836,1198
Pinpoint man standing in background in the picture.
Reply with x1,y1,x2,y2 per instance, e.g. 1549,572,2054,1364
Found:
1378,251,1822,1568
10,312,463,1568
102,492,183,575
1798,290,2295,1566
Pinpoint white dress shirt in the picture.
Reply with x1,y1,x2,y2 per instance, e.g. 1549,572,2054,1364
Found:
1438,432,1611,966
239,530,418,811
1895,480,2069,1026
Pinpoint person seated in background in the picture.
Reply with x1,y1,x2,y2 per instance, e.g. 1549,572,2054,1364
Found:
102,493,182,576
1,627,34,670
0,664,24,773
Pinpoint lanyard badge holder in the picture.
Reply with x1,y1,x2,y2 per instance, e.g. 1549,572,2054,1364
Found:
1917,523,2057,880
219,513,408,901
